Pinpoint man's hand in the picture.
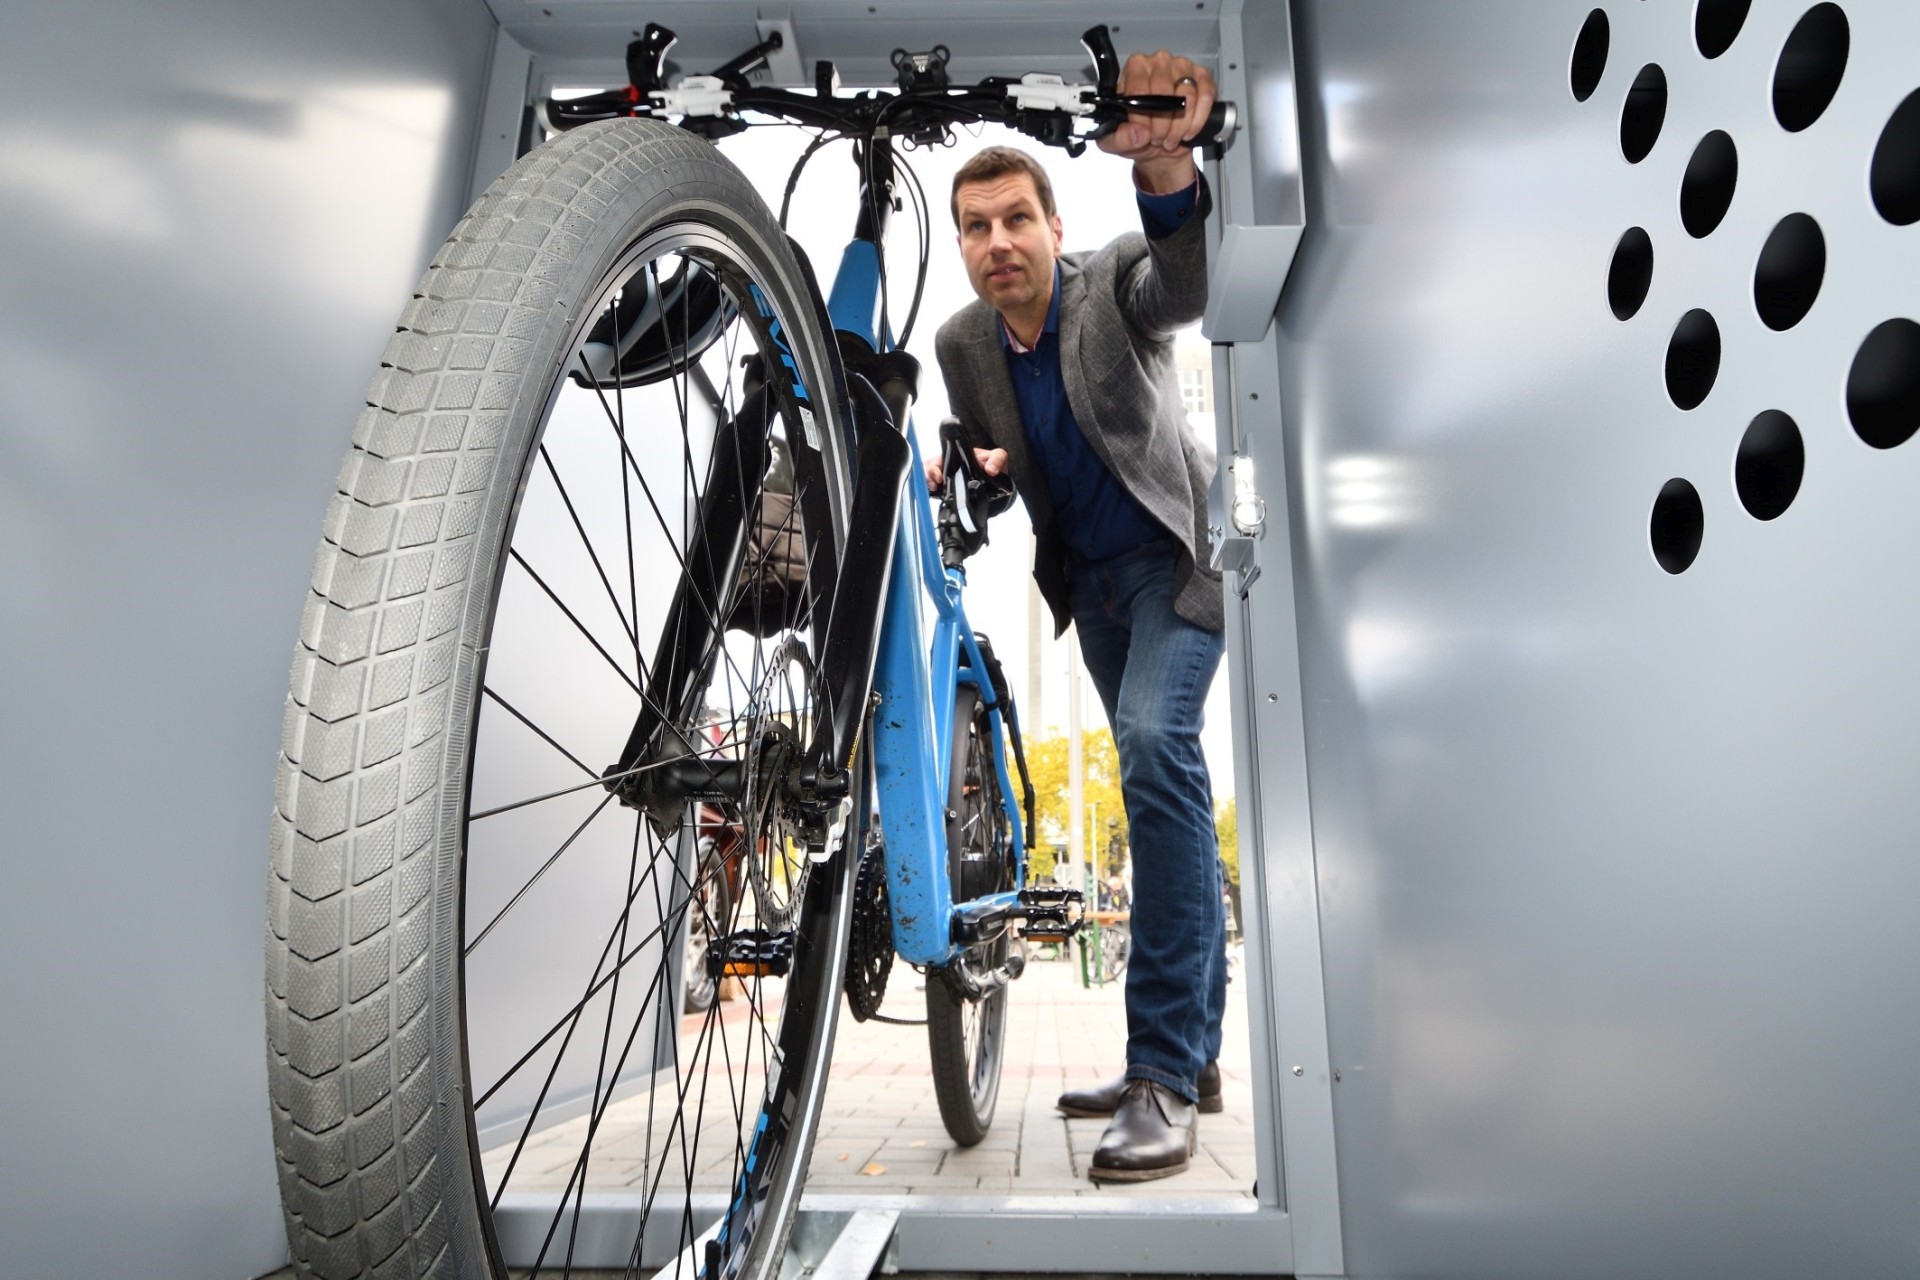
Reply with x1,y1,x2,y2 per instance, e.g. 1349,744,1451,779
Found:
925,446,1009,494
1096,49,1217,195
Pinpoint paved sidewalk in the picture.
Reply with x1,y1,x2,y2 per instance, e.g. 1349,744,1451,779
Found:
488,944,1257,1200
806,948,1257,1198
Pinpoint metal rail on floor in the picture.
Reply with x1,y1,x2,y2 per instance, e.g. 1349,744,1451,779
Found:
494,1194,1292,1275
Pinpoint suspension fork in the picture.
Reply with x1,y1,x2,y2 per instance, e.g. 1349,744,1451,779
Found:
600,374,907,834
601,216,908,841
602,390,771,818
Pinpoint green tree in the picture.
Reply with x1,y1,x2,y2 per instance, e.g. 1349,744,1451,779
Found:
1214,795,1239,891
1022,728,1127,882
1215,795,1243,937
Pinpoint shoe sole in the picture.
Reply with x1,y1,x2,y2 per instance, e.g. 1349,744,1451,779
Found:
1086,1157,1192,1183
1086,1119,1200,1184
1057,1096,1223,1120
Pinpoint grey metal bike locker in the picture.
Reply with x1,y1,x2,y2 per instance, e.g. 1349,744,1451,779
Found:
470,1,1920,1277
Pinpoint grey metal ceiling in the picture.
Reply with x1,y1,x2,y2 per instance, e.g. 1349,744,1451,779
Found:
485,0,1226,86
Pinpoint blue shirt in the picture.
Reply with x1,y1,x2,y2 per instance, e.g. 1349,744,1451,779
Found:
1002,181,1197,562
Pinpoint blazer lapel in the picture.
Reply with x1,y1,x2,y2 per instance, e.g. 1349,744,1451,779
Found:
958,301,1056,533
1054,254,1128,482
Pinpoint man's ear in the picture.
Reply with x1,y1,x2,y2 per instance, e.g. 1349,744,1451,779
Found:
1051,214,1064,250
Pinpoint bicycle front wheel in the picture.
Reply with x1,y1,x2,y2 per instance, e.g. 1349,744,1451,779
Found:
927,684,1014,1147
266,119,855,1280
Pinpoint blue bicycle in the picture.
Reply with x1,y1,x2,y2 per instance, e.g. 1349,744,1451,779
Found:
265,23,1230,1280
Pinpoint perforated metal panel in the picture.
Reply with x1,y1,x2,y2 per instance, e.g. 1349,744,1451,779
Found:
1252,2,1920,1275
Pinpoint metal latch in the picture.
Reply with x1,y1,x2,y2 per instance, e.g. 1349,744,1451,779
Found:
1209,454,1265,596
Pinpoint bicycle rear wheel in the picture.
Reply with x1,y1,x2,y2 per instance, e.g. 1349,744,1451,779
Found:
1099,921,1131,983
927,684,1015,1147
266,119,855,1280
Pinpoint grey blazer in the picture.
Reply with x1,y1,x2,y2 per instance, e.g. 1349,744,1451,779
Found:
934,181,1224,635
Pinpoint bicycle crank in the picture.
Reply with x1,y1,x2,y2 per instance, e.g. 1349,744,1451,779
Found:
950,886,1085,947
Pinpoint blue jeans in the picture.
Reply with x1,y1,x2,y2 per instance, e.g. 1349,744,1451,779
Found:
1068,539,1226,1103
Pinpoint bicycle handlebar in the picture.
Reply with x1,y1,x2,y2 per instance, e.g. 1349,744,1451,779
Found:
541,23,1238,158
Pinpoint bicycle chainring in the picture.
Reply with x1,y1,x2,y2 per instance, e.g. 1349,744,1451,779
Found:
843,833,894,1021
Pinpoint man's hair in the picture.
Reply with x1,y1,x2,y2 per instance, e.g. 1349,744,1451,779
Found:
949,146,1058,228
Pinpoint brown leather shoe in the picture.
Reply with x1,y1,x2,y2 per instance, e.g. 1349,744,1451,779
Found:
1087,1080,1197,1182
1058,1061,1221,1117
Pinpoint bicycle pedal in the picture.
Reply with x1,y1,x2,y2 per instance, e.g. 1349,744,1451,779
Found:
706,928,794,979
1014,886,1084,943
1020,914,1082,944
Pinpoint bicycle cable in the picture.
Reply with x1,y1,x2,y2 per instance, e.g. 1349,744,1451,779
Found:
890,143,932,351
777,129,844,231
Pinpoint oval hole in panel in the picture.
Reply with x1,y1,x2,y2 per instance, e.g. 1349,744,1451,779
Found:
1753,213,1825,330
1622,63,1669,162
1651,478,1705,573
1735,410,1804,520
1680,130,1739,238
1695,0,1753,59
1869,88,1920,226
1773,3,1850,132
1665,309,1722,410
1609,226,1654,320
1572,8,1611,102
1847,318,1920,449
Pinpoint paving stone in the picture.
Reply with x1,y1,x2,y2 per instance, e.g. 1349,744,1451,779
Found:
473,953,1258,1204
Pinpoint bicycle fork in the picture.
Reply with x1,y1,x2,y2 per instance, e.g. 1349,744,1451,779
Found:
600,372,910,858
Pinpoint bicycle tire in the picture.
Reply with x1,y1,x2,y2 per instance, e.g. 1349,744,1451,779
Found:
1099,921,1131,983
266,119,856,1280
926,684,1013,1148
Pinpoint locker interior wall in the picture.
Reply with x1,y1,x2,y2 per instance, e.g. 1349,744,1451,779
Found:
0,3,497,1275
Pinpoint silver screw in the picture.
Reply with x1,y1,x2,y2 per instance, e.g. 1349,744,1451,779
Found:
1292,1065,1304,1077
1266,693,1278,703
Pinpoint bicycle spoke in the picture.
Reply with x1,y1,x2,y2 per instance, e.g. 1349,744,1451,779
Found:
572,343,771,709
466,791,618,956
481,686,598,781
467,747,708,822
507,548,643,698
472,834,696,1109
538,442,639,649
486,818,662,1210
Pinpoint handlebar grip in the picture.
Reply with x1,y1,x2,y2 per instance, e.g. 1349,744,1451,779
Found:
1095,96,1239,152
1188,100,1238,151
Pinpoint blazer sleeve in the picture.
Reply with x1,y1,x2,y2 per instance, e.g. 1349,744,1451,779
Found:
1112,174,1214,339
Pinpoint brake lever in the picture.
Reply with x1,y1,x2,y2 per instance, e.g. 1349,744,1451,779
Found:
628,24,678,96
1081,24,1122,96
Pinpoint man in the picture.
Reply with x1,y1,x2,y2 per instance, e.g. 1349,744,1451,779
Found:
928,50,1227,1183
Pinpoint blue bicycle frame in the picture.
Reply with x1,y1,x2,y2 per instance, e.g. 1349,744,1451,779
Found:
822,237,1030,968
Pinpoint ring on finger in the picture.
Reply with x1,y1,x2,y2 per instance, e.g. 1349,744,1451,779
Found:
1175,75,1198,86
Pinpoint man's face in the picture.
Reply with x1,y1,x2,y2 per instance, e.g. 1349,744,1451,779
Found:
954,172,1065,317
